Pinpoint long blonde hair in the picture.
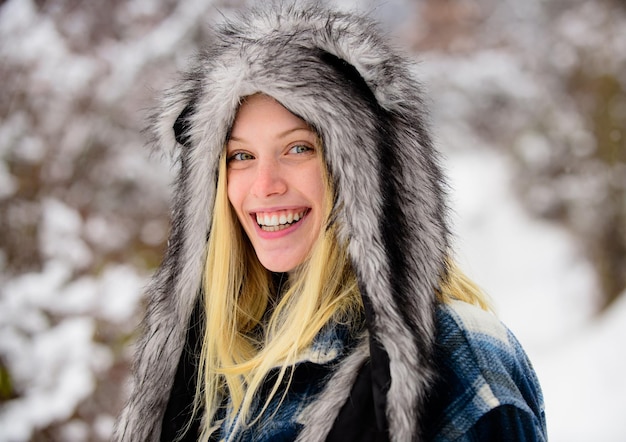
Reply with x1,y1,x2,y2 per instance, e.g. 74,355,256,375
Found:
192,145,491,440
194,148,362,439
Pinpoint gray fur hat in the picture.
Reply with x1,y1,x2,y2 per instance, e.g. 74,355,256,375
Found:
115,2,449,440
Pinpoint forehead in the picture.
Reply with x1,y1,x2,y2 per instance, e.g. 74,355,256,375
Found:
229,94,318,141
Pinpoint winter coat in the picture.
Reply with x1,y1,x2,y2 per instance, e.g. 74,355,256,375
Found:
114,2,546,441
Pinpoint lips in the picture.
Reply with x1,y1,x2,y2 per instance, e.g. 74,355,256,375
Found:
254,209,308,232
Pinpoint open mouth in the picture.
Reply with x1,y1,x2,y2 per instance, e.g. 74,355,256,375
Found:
254,209,309,232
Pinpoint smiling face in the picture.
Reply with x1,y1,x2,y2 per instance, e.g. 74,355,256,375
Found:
226,94,326,273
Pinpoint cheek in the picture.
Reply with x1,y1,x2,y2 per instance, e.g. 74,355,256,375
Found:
226,172,244,214
307,166,326,209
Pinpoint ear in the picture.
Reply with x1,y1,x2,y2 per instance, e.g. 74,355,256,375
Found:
146,82,199,160
173,102,195,148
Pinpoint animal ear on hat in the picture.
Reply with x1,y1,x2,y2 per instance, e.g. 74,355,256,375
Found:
319,51,378,107
173,102,195,147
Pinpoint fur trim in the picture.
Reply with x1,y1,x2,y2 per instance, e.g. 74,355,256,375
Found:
115,2,448,441
296,335,370,441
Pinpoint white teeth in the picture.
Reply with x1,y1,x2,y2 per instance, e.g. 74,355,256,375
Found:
255,210,306,228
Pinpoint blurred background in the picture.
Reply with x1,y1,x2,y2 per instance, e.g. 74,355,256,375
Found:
0,0,624,440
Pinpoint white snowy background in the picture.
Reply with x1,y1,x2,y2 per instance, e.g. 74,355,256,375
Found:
1,0,624,441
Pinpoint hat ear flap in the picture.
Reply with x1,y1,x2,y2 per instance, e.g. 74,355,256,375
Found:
173,102,195,147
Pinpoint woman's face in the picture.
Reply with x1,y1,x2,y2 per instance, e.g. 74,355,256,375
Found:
226,94,325,273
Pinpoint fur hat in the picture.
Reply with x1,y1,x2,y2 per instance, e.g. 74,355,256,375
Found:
115,2,449,440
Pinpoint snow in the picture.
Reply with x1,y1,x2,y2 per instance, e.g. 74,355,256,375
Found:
0,317,98,441
41,199,93,269
448,149,598,347
0,162,17,199
0,199,145,441
538,291,626,441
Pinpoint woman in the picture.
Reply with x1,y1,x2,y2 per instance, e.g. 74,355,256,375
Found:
115,2,547,441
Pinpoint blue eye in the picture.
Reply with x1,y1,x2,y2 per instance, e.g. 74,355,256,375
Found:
289,144,313,154
228,152,254,162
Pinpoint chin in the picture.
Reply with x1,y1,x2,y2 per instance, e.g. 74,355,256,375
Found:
258,255,304,273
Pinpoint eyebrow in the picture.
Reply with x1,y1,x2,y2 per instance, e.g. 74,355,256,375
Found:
228,126,315,143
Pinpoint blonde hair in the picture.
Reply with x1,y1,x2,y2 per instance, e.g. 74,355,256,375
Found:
193,149,362,440
438,260,493,312
190,142,491,441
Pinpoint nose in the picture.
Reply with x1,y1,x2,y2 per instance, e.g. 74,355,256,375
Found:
252,158,287,198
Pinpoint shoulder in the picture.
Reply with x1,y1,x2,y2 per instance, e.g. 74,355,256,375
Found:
423,301,547,441
437,300,509,344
